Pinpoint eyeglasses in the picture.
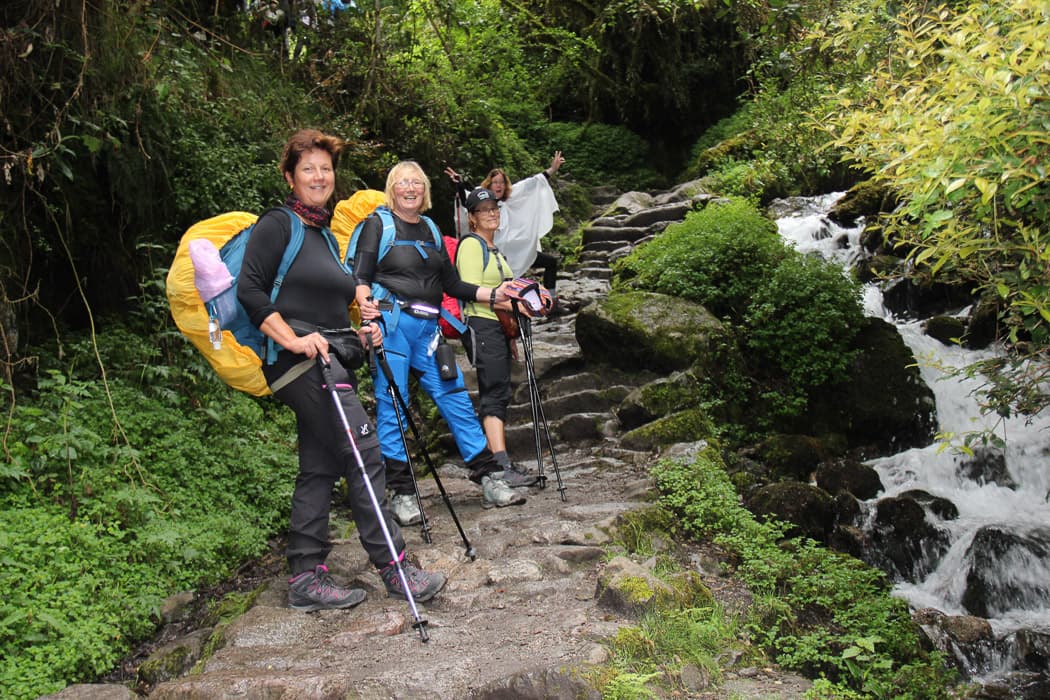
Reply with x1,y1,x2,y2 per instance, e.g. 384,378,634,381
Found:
394,178,424,189
475,207,500,215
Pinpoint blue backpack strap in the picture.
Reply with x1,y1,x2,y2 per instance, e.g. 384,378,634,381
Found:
264,207,308,364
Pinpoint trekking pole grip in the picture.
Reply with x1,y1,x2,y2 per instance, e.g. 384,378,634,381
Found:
318,357,335,387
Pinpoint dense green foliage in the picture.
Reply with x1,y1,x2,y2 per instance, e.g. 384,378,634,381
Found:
0,315,297,697
691,0,1049,431
824,0,1050,423
613,198,865,426
651,451,958,698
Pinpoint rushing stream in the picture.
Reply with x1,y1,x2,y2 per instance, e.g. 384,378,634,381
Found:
772,193,1050,685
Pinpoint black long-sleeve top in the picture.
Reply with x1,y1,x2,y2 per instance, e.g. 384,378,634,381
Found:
237,209,355,330
352,211,478,307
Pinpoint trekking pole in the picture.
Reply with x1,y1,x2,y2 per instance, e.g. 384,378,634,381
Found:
362,326,432,544
515,308,567,500
372,345,477,561
317,357,429,642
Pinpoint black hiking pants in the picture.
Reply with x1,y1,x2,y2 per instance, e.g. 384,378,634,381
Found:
463,316,513,423
266,356,404,574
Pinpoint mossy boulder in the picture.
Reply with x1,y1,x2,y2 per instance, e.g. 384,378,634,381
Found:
616,370,704,430
137,628,213,686
814,458,884,500
924,315,967,347
741,433,833,483
620,407,717,451
575,290,731,375
596,556,711,617
807,317,937,455
827,179,899,227
746,482,835,543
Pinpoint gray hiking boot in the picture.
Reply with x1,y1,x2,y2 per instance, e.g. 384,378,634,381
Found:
481,474,527,509
288,564,366,612
379,559,446,603
498,464,539,488
390,493,422,526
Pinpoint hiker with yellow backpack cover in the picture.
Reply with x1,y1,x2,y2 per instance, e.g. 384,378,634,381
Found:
168,129,445,613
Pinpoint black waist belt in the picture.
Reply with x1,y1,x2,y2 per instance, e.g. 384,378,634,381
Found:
379,299,440,320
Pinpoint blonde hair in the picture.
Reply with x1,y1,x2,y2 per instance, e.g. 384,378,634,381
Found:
384,161,432,212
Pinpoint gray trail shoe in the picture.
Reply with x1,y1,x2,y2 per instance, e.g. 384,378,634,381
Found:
288,564,366,612
498,464,539,487
390,493,422,526
481,475,527,509
379,559,446,603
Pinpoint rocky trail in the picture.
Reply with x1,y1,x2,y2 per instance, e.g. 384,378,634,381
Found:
46,186,814,700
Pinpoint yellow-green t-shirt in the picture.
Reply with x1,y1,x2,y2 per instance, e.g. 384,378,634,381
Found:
456,234,512,321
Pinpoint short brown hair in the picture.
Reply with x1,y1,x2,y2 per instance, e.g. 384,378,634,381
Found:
280,129,345,179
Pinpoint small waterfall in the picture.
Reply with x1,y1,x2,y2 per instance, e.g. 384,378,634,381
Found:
773,194,1050,685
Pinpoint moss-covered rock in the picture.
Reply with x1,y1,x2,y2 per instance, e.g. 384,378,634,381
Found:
814,458,884,500
616,370,704,431
746,482,835,543
620,407,717,451
923,315,967,347
137,628,213,686
807,317,937,455
575,290,732,375
827,179,899,227
595,556,712,618
741,433,834,483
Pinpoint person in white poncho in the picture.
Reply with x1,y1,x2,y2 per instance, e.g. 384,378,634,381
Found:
445,151,566,311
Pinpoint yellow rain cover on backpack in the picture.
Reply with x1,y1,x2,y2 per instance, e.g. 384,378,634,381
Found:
331,188,387,258
166,211,272,396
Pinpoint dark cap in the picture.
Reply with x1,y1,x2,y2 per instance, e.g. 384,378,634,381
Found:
465,188,498,212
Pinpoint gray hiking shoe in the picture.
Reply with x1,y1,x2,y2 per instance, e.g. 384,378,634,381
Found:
390,493,422,526
498,464,539,488
379,559,446,603
288,564,366,612
481,475,527,509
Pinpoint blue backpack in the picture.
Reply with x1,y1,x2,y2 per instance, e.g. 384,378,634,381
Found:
167,206,345,396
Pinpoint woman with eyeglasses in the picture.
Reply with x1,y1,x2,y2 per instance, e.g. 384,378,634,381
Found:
445,151,566,312
453,187,546,480
353,161,531,522
238,131,445,611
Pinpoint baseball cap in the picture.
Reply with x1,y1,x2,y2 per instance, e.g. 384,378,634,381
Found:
465,188,498,212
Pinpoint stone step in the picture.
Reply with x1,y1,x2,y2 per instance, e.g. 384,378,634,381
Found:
582,225,651,245
621,201,692,228
504,410,613,454
581,239,625,254
506,387,632,424
575,266,612,280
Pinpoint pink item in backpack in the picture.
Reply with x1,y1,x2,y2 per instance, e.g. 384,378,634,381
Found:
188,239,234,302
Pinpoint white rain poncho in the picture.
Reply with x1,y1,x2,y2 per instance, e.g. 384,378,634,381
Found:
454,172,559,277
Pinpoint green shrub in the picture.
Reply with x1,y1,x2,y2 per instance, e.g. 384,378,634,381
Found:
651,455,958,698
745,252,865,391
613,198,784,321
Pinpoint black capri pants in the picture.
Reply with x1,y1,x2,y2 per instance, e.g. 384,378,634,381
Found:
463,316,513,422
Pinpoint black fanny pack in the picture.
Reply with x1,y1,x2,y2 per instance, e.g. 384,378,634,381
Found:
286,321,365,370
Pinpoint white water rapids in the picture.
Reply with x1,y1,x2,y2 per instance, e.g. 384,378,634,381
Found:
773,193,1050,675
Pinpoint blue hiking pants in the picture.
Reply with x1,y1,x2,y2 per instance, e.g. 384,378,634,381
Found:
374,311,488,490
